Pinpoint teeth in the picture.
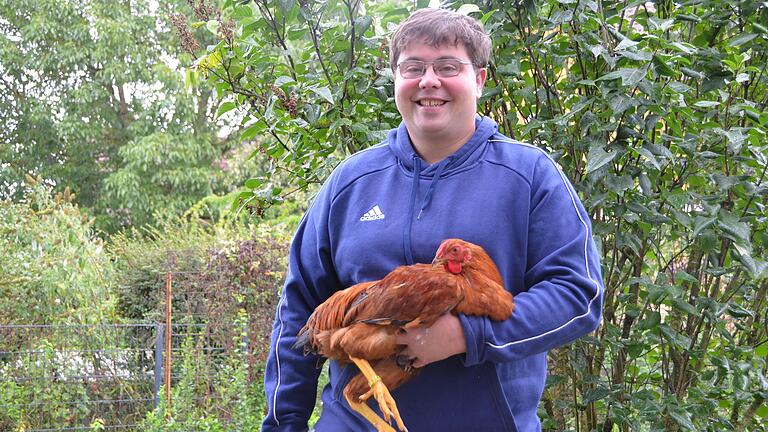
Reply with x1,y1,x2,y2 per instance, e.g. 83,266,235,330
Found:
420,99,444,106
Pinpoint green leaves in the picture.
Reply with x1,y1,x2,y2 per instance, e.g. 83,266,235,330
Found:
585,145,617,175
309,86,334,105
182,0,768,430
179,0,403,216
104,132,220,229
667,407,696,431
728,33,759,48
717,209,751,246
0,183,114,324
216,101,238,118
1,0,234,233
598,67,648,87
479,0,768,430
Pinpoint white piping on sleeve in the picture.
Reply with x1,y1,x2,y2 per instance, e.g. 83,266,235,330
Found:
486,139,603,350
271,293,287,425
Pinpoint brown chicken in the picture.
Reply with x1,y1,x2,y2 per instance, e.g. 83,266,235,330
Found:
293,238,515,432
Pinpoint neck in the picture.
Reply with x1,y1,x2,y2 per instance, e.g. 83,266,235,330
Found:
411,126,475,165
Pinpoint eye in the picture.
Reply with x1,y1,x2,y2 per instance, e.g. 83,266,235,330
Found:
435,60,460,75
399,61,423,77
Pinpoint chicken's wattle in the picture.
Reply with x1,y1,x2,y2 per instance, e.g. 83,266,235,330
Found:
446,260,462,274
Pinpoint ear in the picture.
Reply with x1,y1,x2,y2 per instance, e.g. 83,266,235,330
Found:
475,67,487,98
463,248,473,263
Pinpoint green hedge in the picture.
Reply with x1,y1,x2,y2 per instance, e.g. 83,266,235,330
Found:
0,180,115,325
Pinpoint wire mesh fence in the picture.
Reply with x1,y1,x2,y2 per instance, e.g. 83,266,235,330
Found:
0,322,249,431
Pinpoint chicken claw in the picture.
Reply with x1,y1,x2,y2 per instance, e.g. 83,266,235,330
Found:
359,376,406,432
349,357,408,432
345,394,399,432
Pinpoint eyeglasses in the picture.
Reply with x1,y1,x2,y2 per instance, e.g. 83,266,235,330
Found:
396,59,474,79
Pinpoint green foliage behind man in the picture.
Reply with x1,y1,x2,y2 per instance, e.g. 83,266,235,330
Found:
182,0,768,430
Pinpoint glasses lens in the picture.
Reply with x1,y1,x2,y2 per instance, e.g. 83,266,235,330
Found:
433,59,462,77
399,61,424,79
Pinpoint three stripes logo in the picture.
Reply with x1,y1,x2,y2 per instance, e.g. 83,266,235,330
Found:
360,205,385,221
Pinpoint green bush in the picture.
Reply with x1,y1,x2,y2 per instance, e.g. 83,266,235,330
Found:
0,367,25,431
109,222,215,322
109,218,291,363
0,179,116,324
475,0,768,429
0,325,159,431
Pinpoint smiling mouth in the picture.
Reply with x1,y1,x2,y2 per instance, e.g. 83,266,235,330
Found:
417,99,446,107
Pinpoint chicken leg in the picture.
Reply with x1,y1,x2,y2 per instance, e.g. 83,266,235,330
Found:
347,357,407,432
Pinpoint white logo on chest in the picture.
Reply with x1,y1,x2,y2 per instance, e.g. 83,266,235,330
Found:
360,205,385,221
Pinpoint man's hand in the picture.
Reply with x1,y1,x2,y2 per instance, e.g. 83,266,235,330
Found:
395,313,467,368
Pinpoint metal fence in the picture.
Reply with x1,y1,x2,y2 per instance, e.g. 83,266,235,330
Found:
0,322,243,431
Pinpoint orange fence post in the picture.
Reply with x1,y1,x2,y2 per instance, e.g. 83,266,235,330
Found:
165,271,172,415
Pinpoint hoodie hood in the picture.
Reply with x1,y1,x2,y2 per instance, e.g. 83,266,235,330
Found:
387,116,499,176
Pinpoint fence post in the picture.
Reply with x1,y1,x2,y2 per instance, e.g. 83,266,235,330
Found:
154,323,164,408
165,272,172,415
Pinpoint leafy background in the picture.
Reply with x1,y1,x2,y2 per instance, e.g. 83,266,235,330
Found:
1,0,766,430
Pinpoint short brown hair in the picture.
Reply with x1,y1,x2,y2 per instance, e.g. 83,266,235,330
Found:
389,8,491,71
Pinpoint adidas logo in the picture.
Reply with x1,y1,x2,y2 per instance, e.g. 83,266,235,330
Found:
360,205,385,221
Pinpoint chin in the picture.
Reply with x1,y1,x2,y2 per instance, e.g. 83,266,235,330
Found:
413,120,451,134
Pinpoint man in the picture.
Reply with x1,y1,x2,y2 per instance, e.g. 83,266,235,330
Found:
262,7,603,432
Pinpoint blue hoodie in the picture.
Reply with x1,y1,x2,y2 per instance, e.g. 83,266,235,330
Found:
262,117,603,432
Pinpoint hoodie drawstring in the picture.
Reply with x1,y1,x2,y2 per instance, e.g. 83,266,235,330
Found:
404,156,452,264
393,117,497,266
403,156,421,264
417,158,450,220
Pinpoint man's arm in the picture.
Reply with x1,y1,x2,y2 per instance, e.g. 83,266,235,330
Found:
262,183,341,431
460,152,603,365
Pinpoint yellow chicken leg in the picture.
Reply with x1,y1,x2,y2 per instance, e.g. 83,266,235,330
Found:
348,357,407,432
344,393,398,432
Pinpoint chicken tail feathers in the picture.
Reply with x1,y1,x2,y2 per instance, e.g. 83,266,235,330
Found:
292,328,314,355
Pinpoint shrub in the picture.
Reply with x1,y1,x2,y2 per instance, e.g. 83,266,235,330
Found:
109,218,291,362
0,179,116,325
479,0,768,430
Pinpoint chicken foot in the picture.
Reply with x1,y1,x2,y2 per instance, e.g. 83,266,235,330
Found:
344,393,398,432
348,357,407,432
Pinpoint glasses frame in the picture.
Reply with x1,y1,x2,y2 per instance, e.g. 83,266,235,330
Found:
396,58,474,79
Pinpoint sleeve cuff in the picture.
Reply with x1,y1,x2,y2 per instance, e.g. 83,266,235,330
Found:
458,314,483,366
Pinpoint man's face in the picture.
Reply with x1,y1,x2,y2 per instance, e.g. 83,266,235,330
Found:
394,42,486,147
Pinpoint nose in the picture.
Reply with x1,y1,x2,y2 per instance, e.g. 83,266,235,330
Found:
418,65,442,89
